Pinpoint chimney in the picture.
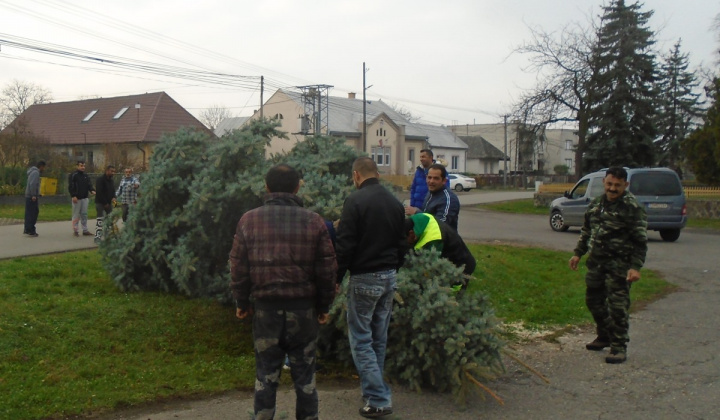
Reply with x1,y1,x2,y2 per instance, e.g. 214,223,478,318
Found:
348,92,356,99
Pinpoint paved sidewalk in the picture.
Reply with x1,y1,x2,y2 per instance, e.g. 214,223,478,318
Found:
0,219,99,260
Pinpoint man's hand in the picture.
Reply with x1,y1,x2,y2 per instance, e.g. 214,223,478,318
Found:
626,269,641,283
317,313,330,325
404,205,419,216
31,196,37,202
569,255,580,271
72,197,78,204
236,307,252,320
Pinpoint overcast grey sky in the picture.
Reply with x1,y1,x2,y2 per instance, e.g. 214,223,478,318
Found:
1,0,718,126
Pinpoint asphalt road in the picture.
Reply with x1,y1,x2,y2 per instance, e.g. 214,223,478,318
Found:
95,202,720,420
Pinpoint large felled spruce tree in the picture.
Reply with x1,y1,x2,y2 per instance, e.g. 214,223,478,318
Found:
99,119,360,302
584,0,658,171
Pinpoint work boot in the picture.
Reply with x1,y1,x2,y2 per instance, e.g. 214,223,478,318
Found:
605,349,627,364
585,336,610,351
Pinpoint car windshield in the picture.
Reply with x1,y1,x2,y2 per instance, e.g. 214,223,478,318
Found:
570,179,589,198
629,173,682,196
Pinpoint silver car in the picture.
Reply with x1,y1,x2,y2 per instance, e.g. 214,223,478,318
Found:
549,167,687,242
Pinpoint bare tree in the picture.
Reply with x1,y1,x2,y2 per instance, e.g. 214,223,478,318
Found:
0,80,53,126
390,103,421,122
199,104,233,132
511,22,596,177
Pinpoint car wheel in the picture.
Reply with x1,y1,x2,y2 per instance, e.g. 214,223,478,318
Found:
659,229,681,242
454,184,464,192
550,210,569,232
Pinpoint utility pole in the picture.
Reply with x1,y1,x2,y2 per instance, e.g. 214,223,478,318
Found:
260,76,264,118
362,62,367,153
503,115,508,188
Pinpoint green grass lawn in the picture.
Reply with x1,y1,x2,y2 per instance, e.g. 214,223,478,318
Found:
479,199,720,230
467,243,672,328
0,203,97,221
0,251,253,420
0,246,673,419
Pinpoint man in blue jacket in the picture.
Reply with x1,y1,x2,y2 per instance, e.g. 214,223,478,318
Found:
405,163,460,230
407,149,449,209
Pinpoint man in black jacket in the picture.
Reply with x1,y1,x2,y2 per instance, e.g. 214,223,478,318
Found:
336,157,406,418
94,165,117,242
405,213,476,289
68,161,95,237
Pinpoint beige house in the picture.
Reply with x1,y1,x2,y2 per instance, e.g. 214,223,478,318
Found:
449,123,578,174
243,89,468,175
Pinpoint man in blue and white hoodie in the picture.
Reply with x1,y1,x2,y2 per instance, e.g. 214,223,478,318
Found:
405,163,460,231
24,160,46,237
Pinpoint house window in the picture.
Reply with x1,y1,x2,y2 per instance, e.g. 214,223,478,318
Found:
82,109,98,122
371,147,390,166
565,140,573,150
113,107,129,120
451,156,459,170
565,158,573,168
408,149,415,164
376,128,386,136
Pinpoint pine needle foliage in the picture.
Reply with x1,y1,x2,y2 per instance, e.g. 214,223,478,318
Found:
99,120,361,302
319,249,505,404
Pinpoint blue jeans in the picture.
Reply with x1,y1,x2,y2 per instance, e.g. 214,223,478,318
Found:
347,269,397,409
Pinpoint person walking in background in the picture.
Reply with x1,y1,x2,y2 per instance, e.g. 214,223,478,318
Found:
68,161,95,237
115,167,140,222
405,163,460,230
229,164,336,420
94,165,117,242
336,157,406,418
23,160,46,237
569,166,648,364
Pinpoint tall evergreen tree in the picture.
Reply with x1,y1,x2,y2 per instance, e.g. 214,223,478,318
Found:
584,0,658,171
654,40,703,176
683,77,720,185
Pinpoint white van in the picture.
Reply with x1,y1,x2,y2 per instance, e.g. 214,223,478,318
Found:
549,168,687,242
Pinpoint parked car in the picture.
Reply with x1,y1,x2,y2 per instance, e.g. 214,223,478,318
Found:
448,174,476,192
549,167,687,242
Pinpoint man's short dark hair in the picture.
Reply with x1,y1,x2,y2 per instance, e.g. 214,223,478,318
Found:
36,160,46,167
428,163,447,179
77,160,85,165
605,166,628,181
420,149,434,158
266,164,300,193
106,165,115,171
353,156,378,178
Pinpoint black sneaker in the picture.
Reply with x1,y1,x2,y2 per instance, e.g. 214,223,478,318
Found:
74,231,80,237
585,336,610,351
606,350,627,364
359,405,393,418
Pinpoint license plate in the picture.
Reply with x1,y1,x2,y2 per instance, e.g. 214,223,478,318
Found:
647,203,668,209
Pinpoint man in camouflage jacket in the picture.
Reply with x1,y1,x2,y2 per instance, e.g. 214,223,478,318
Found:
569,166,647,364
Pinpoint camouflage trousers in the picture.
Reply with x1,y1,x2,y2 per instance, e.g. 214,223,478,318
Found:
585,258,632,353
252,307,319,420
